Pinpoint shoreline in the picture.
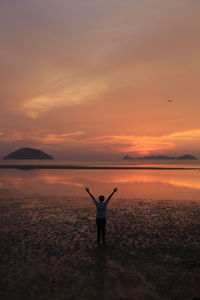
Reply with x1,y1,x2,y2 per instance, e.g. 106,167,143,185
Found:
0,164,200,170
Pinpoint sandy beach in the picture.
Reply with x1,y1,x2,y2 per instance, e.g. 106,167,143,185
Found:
1,190,200,300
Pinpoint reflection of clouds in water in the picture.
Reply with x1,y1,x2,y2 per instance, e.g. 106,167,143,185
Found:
0,171,200,191
0,177,24,188
40,174,84,187
93,174,200,190
0,174,84,188
68,172,200,190
156,178,200,190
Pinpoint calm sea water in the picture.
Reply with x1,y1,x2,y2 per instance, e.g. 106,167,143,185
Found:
1,158,200,167
0,159,200,200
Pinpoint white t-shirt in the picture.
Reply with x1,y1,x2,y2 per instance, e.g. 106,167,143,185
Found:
93,198,110,218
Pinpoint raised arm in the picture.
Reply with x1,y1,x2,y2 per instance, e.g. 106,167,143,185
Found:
105,187,117,204
85,187,96,201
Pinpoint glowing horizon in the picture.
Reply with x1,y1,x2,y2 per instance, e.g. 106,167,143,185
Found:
1,0,200,160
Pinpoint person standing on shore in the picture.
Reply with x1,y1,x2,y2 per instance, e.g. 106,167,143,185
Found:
85,187,118,246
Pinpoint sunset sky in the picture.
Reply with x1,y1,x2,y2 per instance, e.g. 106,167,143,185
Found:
0,0,200,160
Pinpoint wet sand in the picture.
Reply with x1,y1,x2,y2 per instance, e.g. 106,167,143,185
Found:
1,191,200,300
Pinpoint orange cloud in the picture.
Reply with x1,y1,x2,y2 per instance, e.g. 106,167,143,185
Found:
21,80,107,118
0,131,24,143
164,129,200,141
78,129,200,155
1,0,200,162
34,131,84,144
81,134,175,154
1,129,200,157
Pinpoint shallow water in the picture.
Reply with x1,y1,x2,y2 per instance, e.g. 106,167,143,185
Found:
0,168,200,201
1,158,200,168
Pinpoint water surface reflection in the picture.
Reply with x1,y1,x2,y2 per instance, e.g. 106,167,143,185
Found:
0,169,200,200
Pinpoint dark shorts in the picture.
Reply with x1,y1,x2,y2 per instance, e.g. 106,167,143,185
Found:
96,218,106,227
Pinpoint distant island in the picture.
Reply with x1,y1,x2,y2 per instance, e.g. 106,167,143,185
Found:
123,154,197,160
4,148,54,160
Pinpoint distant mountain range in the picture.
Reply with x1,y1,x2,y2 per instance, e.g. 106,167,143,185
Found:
4,148,53,159
123,154,197,160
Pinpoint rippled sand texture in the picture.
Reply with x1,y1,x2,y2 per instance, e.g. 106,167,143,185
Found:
1,192,200,300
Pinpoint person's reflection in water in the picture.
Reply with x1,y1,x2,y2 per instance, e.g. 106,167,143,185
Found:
85,187,118,247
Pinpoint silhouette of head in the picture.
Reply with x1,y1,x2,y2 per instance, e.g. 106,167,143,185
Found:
99,195,105,203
